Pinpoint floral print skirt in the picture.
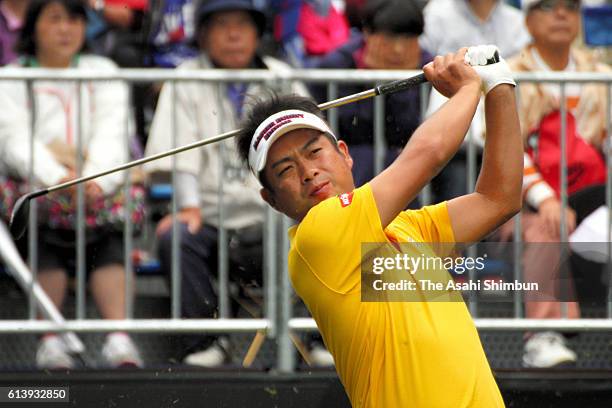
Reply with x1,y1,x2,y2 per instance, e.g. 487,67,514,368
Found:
0,176,146,232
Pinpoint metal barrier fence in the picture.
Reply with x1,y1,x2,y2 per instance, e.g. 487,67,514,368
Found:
0,68,611,372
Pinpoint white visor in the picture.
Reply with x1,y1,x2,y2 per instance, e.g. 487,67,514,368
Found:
248,109,336,179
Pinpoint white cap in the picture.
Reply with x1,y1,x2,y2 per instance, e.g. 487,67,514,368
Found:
248,109,336,179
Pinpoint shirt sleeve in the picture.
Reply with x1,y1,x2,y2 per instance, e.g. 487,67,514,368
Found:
292,184,387,293
175,171,200,209
398,201,456,243
523,152,555,209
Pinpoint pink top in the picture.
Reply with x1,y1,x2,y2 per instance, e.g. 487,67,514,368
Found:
297,2,350,56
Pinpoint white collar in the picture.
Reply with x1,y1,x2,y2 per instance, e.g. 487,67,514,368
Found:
530,47,575,72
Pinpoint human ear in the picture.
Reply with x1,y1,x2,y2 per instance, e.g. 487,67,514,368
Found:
260,188,277,210
337,140,354,170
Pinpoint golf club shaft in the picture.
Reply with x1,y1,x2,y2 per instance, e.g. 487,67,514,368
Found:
10,72,433,239
45,74,428,194
46,127,242,194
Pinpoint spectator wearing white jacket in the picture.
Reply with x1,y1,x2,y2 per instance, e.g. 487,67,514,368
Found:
0,0,142,370
144,0,311,367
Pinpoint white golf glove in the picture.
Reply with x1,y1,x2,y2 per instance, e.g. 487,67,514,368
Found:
464,45,516,94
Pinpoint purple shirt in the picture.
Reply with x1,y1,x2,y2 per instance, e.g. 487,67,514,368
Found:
0,2,22,66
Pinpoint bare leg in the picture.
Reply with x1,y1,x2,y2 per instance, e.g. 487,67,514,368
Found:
522,212,580,319
89,263,128,320
90,264,143,366
37,268,68,314
36,269,73,367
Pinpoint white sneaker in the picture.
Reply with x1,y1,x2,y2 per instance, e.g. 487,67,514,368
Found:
102,332,143,368
310,344,335,367
36,335,75,370
523,331,577,368
183,338,229,367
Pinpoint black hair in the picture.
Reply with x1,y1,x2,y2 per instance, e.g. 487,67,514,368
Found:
236,93,330,190
362,0,424,36
16,0,88,57
197,8,266,37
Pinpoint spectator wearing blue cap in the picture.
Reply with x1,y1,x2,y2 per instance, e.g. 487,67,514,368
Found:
144,0,308,367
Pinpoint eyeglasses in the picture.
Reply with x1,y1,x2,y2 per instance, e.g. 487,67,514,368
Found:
532,0,580,12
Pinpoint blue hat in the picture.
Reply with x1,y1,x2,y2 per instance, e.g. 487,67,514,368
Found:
197,0,266,35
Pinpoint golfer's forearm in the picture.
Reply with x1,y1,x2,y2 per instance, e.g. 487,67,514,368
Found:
406,83,481,169
475,85,522,212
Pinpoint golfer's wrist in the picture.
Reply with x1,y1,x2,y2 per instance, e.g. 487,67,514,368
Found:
457,80,482,99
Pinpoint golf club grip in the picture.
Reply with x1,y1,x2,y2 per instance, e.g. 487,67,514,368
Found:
375,49,500,97
375,74,427,97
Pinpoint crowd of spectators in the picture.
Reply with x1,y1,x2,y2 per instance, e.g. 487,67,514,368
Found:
0,0,611,371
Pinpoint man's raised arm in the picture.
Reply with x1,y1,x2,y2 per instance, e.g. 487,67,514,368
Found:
370,48,483,227
447,47,522,243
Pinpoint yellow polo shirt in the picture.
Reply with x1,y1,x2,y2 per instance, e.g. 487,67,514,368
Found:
288,184,504,407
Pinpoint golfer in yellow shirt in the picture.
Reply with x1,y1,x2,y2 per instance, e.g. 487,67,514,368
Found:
236,46,522,407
